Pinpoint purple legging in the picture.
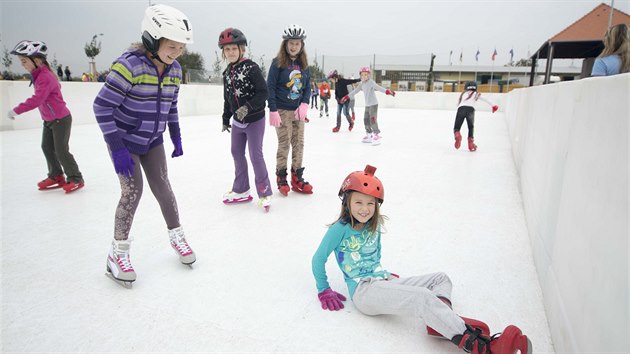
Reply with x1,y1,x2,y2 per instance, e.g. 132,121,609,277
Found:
231,119,272,197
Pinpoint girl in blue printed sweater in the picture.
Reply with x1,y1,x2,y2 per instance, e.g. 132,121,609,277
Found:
311,165,532,354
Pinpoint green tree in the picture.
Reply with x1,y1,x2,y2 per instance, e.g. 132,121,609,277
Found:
308,55,324,81
2,46,13,72
178,49,206,83
212,50,223,80
512,58,532,67
84,34,103,60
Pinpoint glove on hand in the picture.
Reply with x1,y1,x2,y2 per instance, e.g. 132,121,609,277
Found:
386,89,396,97
492,105,499,113
171,136,183,158
318,288,347,311
7,110,17,120
111,148,135,177
294,103,309,121
235,106,248,121
269,111,282,127
222,124,231,133
340,95,350,104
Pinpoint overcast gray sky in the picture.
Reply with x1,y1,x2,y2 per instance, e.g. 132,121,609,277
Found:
1,0,626,78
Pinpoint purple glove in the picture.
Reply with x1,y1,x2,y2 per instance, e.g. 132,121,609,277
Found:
318,288,347,311
269,111,282,127
294,102,309,121
171,136,183,158
111,148,135,177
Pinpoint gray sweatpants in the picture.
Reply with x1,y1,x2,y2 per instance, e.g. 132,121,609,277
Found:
352,272,467,339
41,115,83,183
111,144,180,240
363,104,380,134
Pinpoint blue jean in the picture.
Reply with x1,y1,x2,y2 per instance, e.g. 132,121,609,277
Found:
336,101,352,128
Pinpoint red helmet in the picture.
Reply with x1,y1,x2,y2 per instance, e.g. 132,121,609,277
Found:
339,165,384,203
218,27,247,48
359,66,371,74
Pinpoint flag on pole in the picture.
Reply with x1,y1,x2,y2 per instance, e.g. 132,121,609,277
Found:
475,49,480,62
509,48,514,62
459,50,463,63
492,48,497,61
449,50,453,65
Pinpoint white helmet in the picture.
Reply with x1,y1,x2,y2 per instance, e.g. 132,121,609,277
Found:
282,24,306,40
141,4,193,53
11,40,48,58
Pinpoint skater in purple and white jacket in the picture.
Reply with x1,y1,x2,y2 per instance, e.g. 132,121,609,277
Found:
453,81,498,152
219,28,272,212
93,4,196,286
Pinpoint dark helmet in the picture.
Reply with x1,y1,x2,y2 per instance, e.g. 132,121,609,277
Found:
327,69,338,79
465,81,478,91
218,28,247,48
338,165,384,204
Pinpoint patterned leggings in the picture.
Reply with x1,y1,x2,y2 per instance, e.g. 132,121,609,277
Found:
112,144,180,240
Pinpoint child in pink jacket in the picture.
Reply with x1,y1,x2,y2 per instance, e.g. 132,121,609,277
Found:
8,40,84,192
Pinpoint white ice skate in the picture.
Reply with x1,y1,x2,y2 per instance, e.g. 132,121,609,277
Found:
105,239,136,288
371,133,383,146
168,226,196,266
223,190,253,204
361,133,373,143
258,195,272,212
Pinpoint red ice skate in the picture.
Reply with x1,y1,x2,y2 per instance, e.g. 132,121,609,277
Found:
291,167,313,194
454,131,462,149
468,137,477,152
276,169,290,196
37,175,66,190
452,324,532,354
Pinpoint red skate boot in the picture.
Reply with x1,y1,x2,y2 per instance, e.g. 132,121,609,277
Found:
349,121,354,131
276,168,290,196
451,324,532,354
426,297,490,339
291,167,313,194
63,179,84,193
332,126,340,133
37,175,66,190
454,131,462,149
468,137,477,152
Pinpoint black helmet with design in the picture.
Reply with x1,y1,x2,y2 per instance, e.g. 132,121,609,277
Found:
465,81,478,91
218,28,247,48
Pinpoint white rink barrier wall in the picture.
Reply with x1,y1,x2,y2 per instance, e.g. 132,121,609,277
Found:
0,81,504,131
2,78,628,353
505,73,629,354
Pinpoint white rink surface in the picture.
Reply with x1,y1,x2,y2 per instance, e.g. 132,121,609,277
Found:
1,107,555,353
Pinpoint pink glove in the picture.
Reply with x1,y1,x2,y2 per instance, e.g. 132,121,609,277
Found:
340,95,350,104
492,105,499,113
269,111,282,127
318,288,347,311
386,89,396,97
294,103,309,121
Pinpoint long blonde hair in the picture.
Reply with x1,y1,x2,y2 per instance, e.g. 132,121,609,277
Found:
332,191,387,235
599,23,630,73
274,39,308,69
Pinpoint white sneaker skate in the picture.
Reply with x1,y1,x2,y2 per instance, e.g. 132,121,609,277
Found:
106,239,136,286
371,133,382,145
362,134,373,143
223,190,253,204
258,195,272,212
168,226,196,265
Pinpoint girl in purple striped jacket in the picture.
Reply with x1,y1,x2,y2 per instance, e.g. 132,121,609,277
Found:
93,4,196,286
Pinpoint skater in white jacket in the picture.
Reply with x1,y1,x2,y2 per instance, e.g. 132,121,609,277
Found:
342,67,395,145
453,81,498,152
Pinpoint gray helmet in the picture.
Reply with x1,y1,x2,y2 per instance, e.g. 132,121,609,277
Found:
11,40,48,58
282,24,306,40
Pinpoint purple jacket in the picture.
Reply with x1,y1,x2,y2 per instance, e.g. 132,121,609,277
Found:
93,49,182,155
13,66,71,121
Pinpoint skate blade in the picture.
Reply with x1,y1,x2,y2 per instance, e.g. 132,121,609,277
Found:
104,272,134,289
223,197,253,204
64,184,84,193
291,187,313,194
38,185,64,190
